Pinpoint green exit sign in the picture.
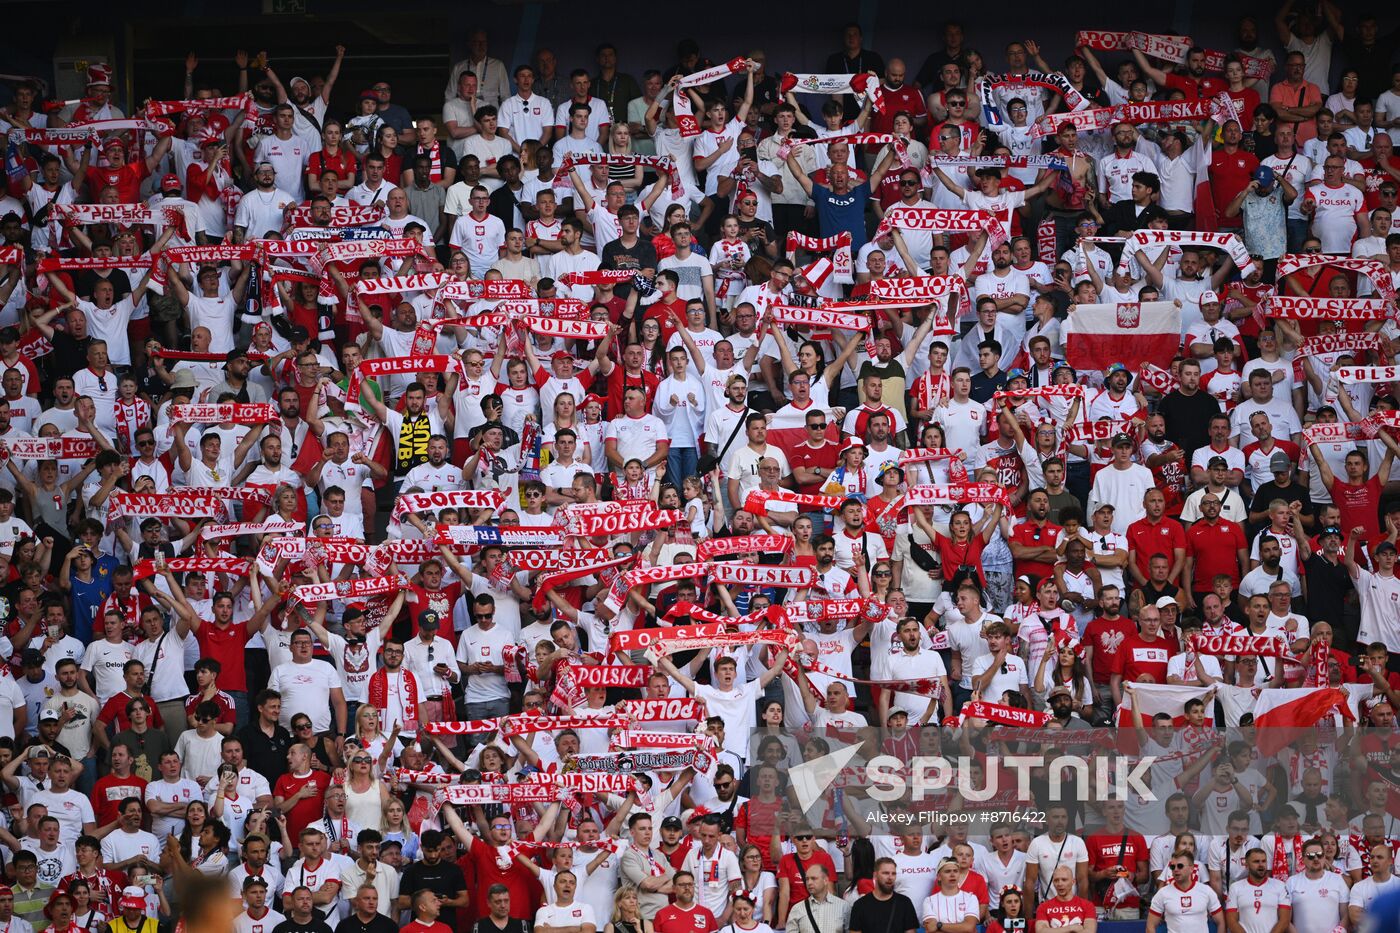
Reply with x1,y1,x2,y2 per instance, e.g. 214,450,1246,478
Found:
263,0,306,13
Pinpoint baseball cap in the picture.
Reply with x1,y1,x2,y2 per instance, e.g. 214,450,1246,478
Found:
242,876,269,890
1095,502,1115,512
1208,455,1229,469
886,707,909,720
418,610,441,629
289,325,311,342
1319,525,1343,539
1047,685,1073,700
360,88,380,101
159,174,181,192
38,709,59,723
119,887,147,912
550,350,573,361
1269,451,1292,473
1200,289,1220,305
1105,362,1128,376
1005,368,1028,380
660,816,683,830
1252,164,1276,190
1111,432,1134,447
841,436,865,451
1376,541,1397,556
1154,595,1179,610
225,347,249,365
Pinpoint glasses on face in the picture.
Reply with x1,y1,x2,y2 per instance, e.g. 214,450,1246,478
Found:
1169,863,1188,870
874,570,892,577
473,612,495,621
352,757,371,765
807,422,826,430
713,780,733,790
794,834,814,841
197,716,215,724
1306,853,1324,859
137,439,154,447
294,722,313,731
900,179,920,187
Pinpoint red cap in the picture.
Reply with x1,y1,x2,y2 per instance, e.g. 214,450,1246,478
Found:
550,350,574,361
580,394,605,409
160,174,181,191
102,138,124,152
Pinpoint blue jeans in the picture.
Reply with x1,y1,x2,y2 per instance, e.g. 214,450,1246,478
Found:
1286,218,1310,253
667,446,699,486
464,699,511,748
228,690,249,730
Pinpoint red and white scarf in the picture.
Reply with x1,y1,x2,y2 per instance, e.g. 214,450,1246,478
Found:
392,488,506,519
107,492,222,520
199,520,301,541
960,701,1052,727
144,94,256,118
1031,96,1238,139
1338,365,1400,384
1301,332,1389,357
356,272,453,296
780,71,883,111
674,57,750,136
904,483,1010,507
168,403,279,425
696,534,793,559
1261,296,1391,320
874,206,1004,246
899,448,970,482
786,231,853,287
1272,834,1303,881
767,303,871,332
111,398,150,454
1114,230,1255,279
1189,633,1288,657
132,555,249,582
744,488,846,514
283,203,386,230
293,575,407,603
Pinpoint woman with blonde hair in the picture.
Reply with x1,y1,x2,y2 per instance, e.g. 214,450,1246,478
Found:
604,884,652,933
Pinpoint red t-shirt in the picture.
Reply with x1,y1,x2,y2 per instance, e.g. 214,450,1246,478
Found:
1185,518,1247,589
655,904,717,933
97,691,166,732
937,534,986,585
1118,634,1177,684
307,148,358,185
1010,520,1061,580
1081,615,1139,683
1209,147,1260,216
1329,474,1383,542
401,922,452,933
605,366,660,420
1085,830,1149,906
1164,73,1227,101
184,691,237,726
1126,517,1187,582
405,583,464,647
1034,896,1097,926
791,441,841,496
643,298,686,344
776,849,838,916
193,621,252,691
463,842,537,922
1225,88,1260,125
84,161,150,203
91,774,148,827
273,769,330,839
733,799,783,870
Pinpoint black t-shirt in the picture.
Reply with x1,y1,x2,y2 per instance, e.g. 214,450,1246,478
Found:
1304,551,1354,638
335,913,399,933
400,860,468,928
238,720,294,784
848,891,919,933
50,330,94,381
1159,389,1223,463
272,919,333,933
601,237,659,298
1248,480,1314,535
476,918,530,933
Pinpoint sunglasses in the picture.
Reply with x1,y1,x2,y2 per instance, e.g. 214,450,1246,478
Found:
794,834,814,841
352,757,372,765
294,722,313,730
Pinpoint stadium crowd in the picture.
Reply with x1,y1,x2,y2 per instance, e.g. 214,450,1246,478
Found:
0,9,1395,933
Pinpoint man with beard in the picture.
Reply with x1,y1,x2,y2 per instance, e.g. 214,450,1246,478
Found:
234,162,297,241
360,381,444,480
1140,414,1188,517
849,857,918,933
1304,526,1353,646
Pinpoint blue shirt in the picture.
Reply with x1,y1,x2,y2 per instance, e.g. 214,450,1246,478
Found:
68,562,114,643
812,181,871,253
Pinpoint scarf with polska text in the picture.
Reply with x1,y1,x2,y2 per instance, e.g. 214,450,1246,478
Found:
573,508,681,537
976,71,1089,127
924,153,1068,172
614,697,706,721
611,620,723,653
992,385,1084,406
347,354,463,404
0,436,98,461
132,555,249,582
557,661,650,690
642,626,799,663
874,205,1005,246
107,492,223,520
707,562,815,588
392,488,506,519
531,551,638,612
1066,419,1136,445
517,315,611,340
434,278,533,304
151,348,269,364
744,488,846,514
36,254,152,273
504,548,613,573
674,57,750,136
663,601,786,628
10,118,171,147
320,237,427,268
1301,332,1389,357
500,712,631,738
284,203,386,230
786,231,853,287
960,700,1052,727
1077,31,1275,81
898,448,970,482
1338,366,1400,384
144,93,256,118
696,534,793,560
776,131,902,163
767,303,871,331
1189,633,1290,657
554,152,685,198
49,203,162,227
1261,296,1391,320
1304,419,1378,444
1030,96,1238,139
411,315,504,355
904,483,1010,508
356,272,452,296
1279,253,1398,301
780,71,883,111
293,575,407,603
1114,229,1255,278
168,403,279,425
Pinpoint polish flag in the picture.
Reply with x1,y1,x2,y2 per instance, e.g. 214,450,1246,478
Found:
1063,301,1182,374
1252,687,1355,756
1116,683,1214,753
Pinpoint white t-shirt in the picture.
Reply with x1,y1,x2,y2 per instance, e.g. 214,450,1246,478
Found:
604,414,668,468
458,623,513,704
1306,182,1365,254
79,297,136,365
919,890,980,925
268,659,344,733
1283,871,1348,933
1225,877,1290,933
695,680,762,760
28,787,95,845
681,845,742,917
449,212,507,277
81,638,135,704
1150,879,1222,931
146,777,202,838
692,118,745,196
535,901,597,932
253,134,311,201
1025,833,1089,899
186,294,240,354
